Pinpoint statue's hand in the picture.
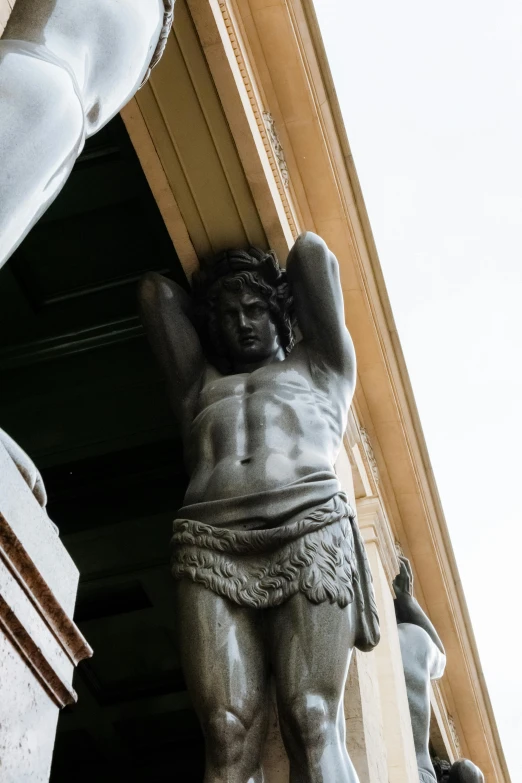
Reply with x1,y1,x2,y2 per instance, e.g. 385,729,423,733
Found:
393,555,413,597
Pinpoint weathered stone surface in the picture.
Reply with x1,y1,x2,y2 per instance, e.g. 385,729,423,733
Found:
0,441,77,617
0,435,92,781
0,631,59,783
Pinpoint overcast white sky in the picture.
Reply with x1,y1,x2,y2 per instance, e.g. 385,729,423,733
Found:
314,0,522,778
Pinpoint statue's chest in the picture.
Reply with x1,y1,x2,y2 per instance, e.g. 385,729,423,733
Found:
197,366,316,418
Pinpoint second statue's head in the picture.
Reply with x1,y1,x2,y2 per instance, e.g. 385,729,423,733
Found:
193,247,295,371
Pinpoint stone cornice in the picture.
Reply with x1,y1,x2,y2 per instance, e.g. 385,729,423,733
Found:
0,442,92,708
0,514,92,668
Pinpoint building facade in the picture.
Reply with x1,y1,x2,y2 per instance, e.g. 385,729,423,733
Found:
0,1,510,781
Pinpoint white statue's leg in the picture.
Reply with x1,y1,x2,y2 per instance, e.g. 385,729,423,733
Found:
0,41,85,268
0,0,166,270
4,0,165,136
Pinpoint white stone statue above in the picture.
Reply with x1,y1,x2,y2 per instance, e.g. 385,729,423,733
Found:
0,0,174,269
0,427,60,534
0,428,47,508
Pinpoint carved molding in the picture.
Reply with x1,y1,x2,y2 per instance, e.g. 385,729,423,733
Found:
0,440,92,707
262,111,289,188
0,591,76,708
447,713,462,759
0,513,92,667
216,0,299,239
359,427,380,485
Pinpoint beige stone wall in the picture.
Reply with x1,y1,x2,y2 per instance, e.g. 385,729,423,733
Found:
0,0,15,37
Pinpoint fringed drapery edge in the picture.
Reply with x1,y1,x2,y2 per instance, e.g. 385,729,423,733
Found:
171,496,380,651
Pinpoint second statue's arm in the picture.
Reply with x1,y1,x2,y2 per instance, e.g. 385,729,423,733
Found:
393,556,446,656
286,232,356,389
138,273,206,430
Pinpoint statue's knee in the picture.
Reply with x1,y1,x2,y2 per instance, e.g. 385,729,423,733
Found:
281,693,337,750
203,708,248,767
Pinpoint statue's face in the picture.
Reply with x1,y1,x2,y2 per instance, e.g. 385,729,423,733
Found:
218,286,282,366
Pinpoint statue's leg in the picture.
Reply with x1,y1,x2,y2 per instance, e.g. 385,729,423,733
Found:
266,593,359,783
397,623,441,777
0,41,85,268
175,580,269,783
0,0,165,271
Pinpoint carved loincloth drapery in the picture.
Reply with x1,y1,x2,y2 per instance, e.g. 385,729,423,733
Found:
171,492,380,652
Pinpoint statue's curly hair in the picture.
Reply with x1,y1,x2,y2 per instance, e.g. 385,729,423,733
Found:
192,247,295,362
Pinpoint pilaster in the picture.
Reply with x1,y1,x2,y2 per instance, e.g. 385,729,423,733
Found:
335,442,388,783
357,498,418,783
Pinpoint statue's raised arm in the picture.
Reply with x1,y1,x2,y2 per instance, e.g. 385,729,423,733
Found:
286,231,356,388
138,272,206,432
393,555,445,656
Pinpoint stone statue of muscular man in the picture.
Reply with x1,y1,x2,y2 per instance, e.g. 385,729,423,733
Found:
0,0,174,269
139,232,380,782
394,557,484,783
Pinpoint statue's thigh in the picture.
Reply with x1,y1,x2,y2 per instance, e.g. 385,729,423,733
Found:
266,593,356,704
175,580,268,720
4,0,164,135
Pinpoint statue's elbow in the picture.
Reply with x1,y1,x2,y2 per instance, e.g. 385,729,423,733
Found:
431,651,447,681
296,231,339,273
138,271,165,305
295,231,325,253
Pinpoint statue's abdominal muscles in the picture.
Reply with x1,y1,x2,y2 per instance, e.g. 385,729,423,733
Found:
184,364,344,505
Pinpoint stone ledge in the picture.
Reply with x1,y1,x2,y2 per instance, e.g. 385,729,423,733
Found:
0,438,92,711
0,513,92,667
